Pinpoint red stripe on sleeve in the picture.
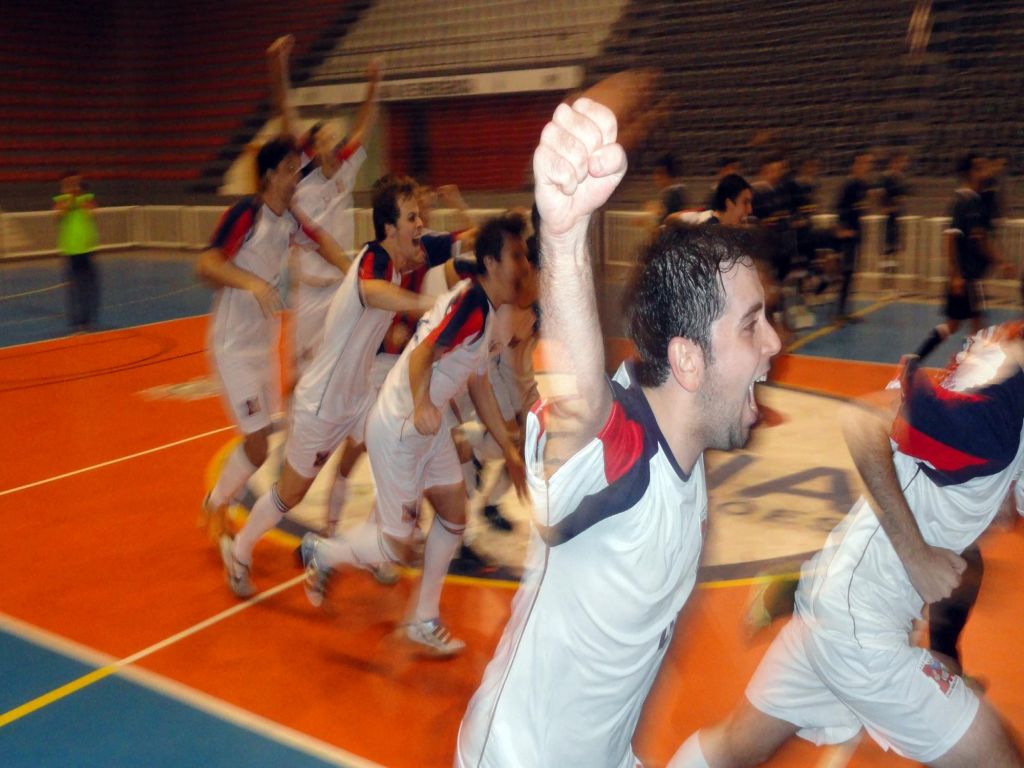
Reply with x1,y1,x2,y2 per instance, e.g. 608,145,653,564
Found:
219,209,254,260
597,400,645,485
427,302,484,351
891,415,989,472
334,140,361,164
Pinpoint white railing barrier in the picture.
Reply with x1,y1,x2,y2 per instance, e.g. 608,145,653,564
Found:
3,205,1023,300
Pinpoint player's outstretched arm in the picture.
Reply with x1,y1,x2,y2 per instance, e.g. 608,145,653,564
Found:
841,385,966,604
196,249,281,318
468,372,528,500
267,34,302,143
361,280,434,315
340,57,383,153
290,205,351,274
533,97,626,461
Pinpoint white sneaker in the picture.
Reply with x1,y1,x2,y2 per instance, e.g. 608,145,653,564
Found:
300,533,332,608
406,618,465,656
218,535,255,599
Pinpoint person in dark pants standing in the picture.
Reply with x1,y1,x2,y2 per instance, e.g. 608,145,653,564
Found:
54,171,100,332
833,150,874,324
881,150,910,279
915,153,1000,362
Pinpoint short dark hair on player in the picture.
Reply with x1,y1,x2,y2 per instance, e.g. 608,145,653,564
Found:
256,136,298,185
956,152,983,180
655,152,680,178
712,174,752,212
474,211,527,275
371,175,418,241
627,224,756,387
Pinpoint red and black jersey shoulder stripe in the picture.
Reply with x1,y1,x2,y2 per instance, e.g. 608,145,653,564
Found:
333,138,360,165
536,375,658,547
209,196,260,259
892,357,1024,485
358,241,394,282
426,280,490,352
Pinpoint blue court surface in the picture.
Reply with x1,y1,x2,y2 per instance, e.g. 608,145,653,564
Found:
0,628,344,768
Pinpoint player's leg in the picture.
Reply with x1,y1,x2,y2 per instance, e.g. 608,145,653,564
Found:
669,702,799,768
326,437,365,536
408,479,467,655
300,407,413,606
672,618,860,767
930,699,1022,767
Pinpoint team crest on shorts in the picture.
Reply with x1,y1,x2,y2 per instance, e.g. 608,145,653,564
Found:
313,451,331,468
244,398,261,416
921,655,956,696
402,502,421,525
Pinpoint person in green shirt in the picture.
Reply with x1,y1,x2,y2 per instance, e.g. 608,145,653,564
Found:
53,170,99,331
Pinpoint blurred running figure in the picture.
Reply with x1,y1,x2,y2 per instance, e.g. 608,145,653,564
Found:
301,212,530,655
266,34,381,376
456,97,780,767
197,136,349,544
218,176,439,598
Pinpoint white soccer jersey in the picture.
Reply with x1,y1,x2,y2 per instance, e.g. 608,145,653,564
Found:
293,144,366,283
376,279,495,429
292,242,402,427
457,362,708,768
207,196,317,360
796,330,1024,648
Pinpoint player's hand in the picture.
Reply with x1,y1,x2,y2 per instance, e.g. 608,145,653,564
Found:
905,545,966,604
413,400,442,436
950,275,965,295
249,280,282,318
267,35,294,60
504,445,528,501
436,184,464,208
533,98,627,238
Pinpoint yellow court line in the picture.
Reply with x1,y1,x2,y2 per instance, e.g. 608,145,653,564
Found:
785,297,891,353
0,574,305,730
0,666,117,728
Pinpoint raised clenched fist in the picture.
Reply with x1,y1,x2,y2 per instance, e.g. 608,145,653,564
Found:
532,98,627,239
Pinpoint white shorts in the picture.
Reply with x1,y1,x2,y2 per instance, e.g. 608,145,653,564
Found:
293,282,338,378
211,349,278,435
364,404,464,540
285,407,366,479
370,352,399,390
746,617,979,763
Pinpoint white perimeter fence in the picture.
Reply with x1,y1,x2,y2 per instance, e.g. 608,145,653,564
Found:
5,206,1024,299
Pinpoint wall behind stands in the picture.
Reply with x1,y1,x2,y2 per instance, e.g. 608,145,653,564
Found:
387,94,562,190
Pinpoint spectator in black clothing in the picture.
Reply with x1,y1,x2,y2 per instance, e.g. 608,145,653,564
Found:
915,153,997,360
652,151,687,222
980,155,1006,231
833,150,875,324
705,155,742,209
881,151,910,265
750,152,790,275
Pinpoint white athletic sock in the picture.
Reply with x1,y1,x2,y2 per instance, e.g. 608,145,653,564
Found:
326,475,348,534
484,462,511,506
318,519,393,569
414,515,464,623
209,444,258,508
666,733,710,768
233,484,288,566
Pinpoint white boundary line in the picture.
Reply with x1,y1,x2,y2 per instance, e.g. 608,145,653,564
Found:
0,425,235,497
0,610,383,768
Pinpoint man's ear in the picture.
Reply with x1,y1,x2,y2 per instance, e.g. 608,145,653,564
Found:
667,336,705,393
